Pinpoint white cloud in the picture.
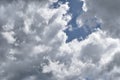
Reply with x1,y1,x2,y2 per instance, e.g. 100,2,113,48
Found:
0,0,120,80
1,31,16,44
0,0,70,80
42,30,120,80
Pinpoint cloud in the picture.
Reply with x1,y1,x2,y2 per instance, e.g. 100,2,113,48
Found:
0,0,120,80
42,30,120,80
80,0,120,38
0,0,70,80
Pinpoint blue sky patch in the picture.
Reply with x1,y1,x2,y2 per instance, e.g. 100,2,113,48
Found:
51,0,100,42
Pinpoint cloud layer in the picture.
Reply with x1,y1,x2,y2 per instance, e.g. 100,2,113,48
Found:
0,0,120,80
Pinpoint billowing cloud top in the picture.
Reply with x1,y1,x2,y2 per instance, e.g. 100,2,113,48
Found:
0,0,120,80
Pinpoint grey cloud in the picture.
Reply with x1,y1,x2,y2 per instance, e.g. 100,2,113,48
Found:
81,0,120,38
80,43,104,63
1,0,120,80
0,0,70,80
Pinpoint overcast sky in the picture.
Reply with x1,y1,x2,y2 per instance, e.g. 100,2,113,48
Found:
0,0,120,80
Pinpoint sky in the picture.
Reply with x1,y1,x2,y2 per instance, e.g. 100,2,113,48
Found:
0,0,120,80
52,0,100,42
